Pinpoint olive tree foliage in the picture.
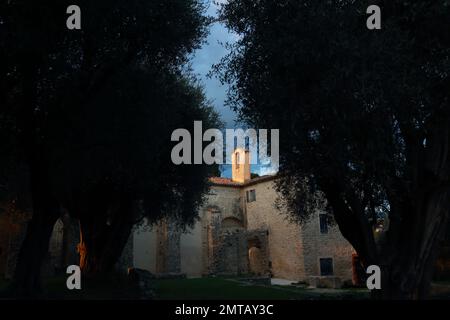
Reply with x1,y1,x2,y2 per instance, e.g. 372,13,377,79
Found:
216,0,450,298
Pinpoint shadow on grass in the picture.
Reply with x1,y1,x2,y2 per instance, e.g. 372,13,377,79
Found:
2,276,449,300
0,273,140,300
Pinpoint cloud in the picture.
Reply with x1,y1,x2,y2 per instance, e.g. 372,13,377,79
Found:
191,1,238,128
192,0,269,177
259,165,278,176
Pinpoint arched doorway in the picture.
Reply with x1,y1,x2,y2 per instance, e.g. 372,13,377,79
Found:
248,237,265,275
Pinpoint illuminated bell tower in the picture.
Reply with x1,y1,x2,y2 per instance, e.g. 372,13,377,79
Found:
231,148,251,183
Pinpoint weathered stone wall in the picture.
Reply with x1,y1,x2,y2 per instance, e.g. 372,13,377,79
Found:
199,185,243,275
133,219,157,273
165,220,181,273
180,220,202,277
206,186,244,223
247,229,270,276
133,217,202,277
244,180,305,280
300,210,354,282
201,206,221,274
155,218,181,274
132,177,355,284
214,229,248,275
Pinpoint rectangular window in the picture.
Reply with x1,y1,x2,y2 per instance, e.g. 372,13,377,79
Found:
319,214,328,234
320,258,334,276
246,189,256,202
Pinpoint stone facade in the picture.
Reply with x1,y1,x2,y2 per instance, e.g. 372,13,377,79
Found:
155,218,182,274
133,149,357,288
199,185,246,275
300,212,354,283
1,148,355,288
244,178,305,280
246,229,269,276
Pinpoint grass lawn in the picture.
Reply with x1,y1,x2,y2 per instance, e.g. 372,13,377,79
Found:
1,275,369,300
44,274,141,299
0,274,140,300
153,277,370,300
2,275,449,300
153,278,450,300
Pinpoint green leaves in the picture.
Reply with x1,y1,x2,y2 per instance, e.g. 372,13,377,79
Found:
217,0,450,223
0,0,215,226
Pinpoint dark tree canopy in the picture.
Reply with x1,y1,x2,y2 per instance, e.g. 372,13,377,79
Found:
0,0,217,293
56,67,221,225
217,0,450,299
0,0,210,206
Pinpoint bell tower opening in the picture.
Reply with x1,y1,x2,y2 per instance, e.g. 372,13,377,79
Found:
231,148,251,183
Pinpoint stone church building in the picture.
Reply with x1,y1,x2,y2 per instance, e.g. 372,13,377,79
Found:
133,149,356,287
2,148,449,288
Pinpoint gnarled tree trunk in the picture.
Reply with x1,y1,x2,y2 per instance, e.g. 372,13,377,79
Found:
375,188,450,299
322,168,449,299
10,186,60,297
78,195,134,276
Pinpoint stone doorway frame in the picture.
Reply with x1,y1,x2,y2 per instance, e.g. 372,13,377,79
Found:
246,230,270,276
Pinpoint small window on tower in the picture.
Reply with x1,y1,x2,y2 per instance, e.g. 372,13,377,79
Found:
319,214,328,234
246,189,256,202
235,152,240,169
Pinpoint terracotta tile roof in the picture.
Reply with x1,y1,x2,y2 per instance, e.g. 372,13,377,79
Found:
208,175,277,187
209,177,242,187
